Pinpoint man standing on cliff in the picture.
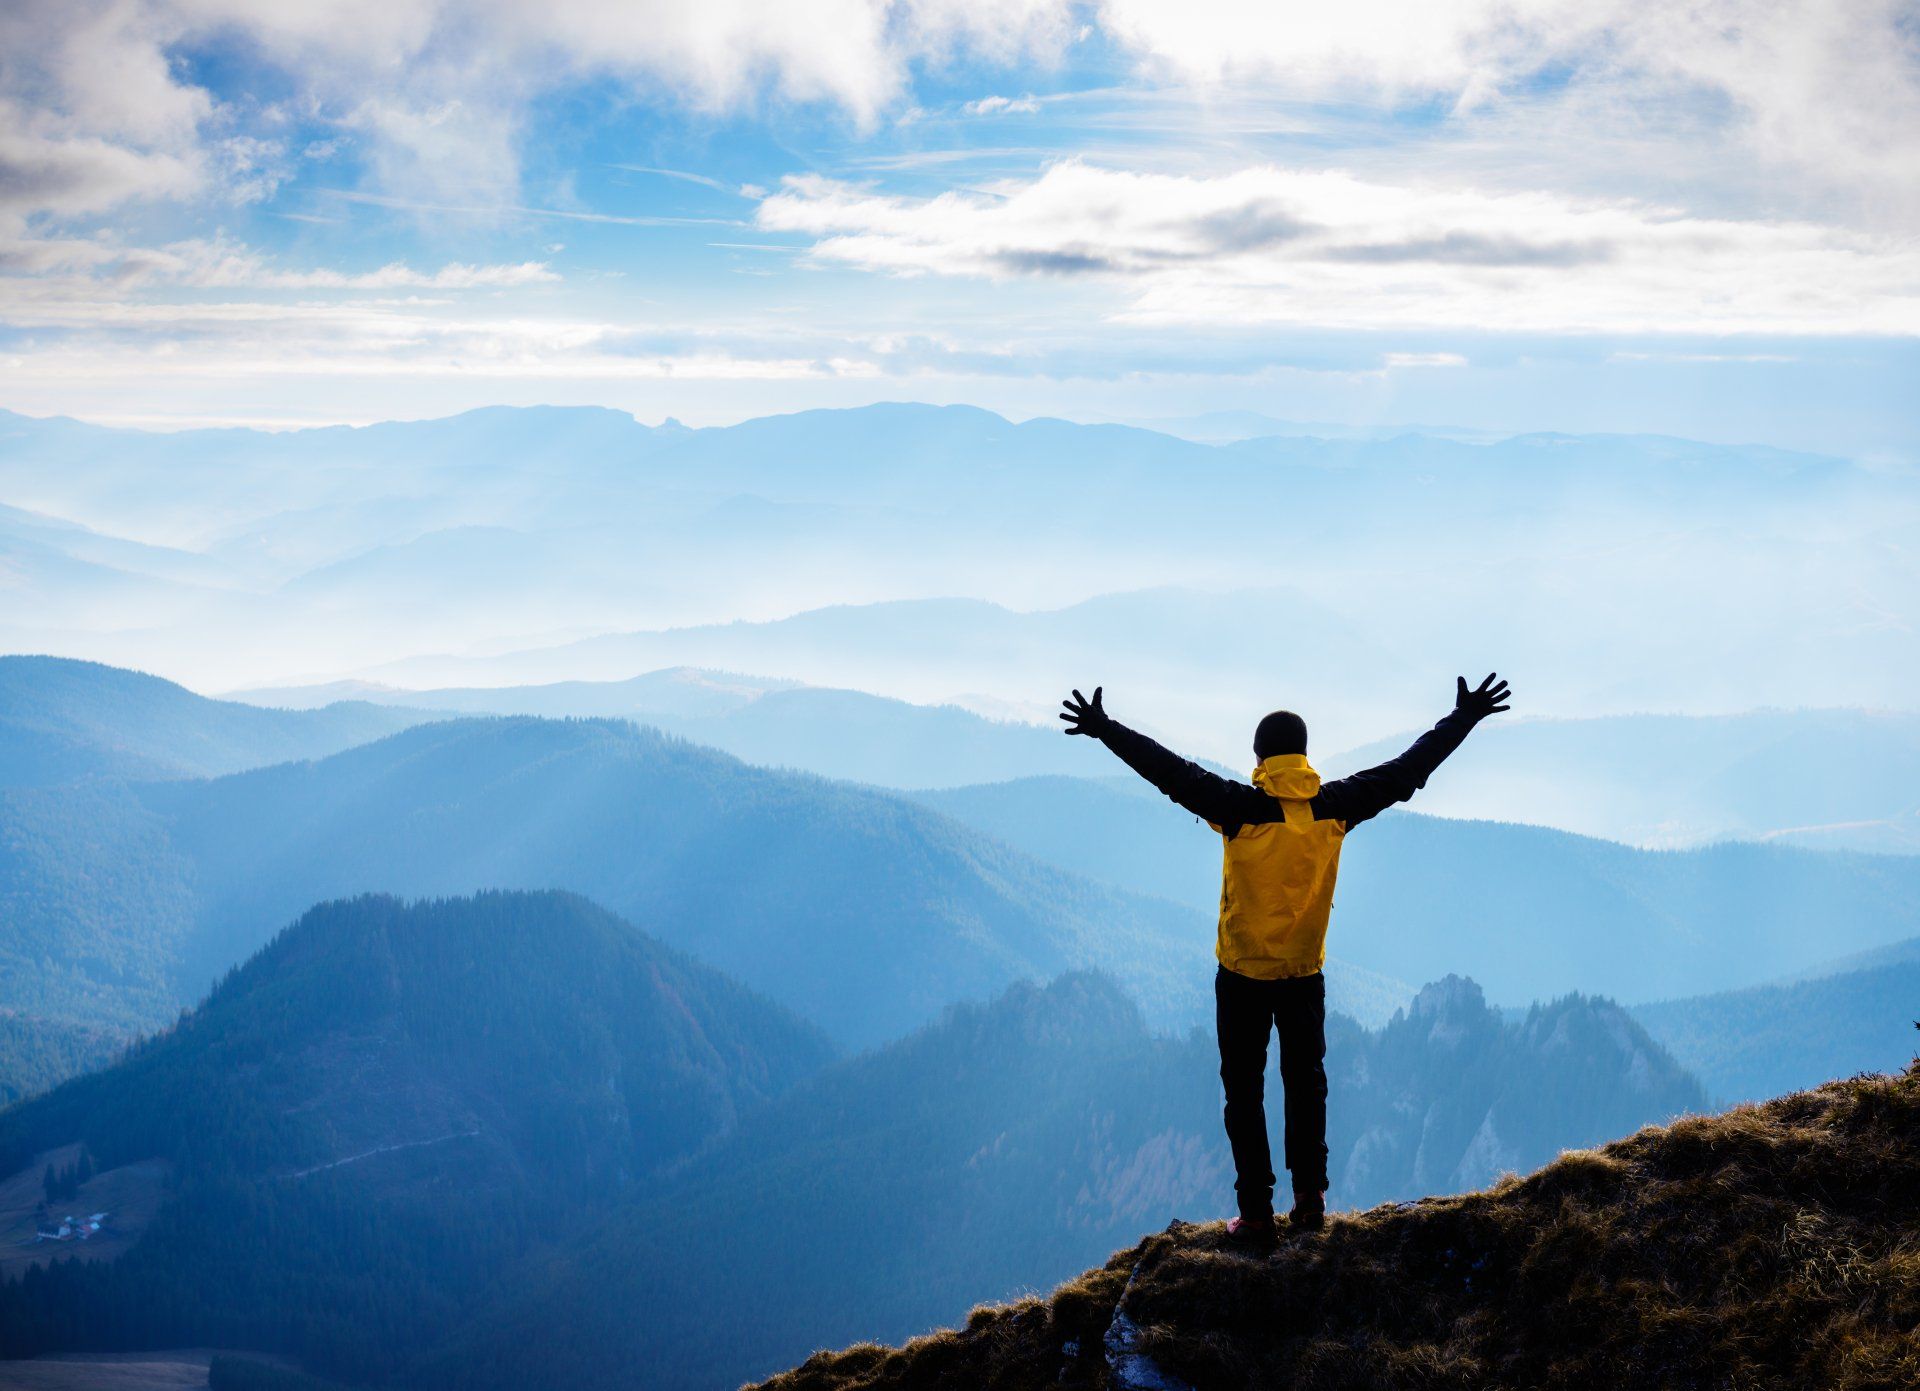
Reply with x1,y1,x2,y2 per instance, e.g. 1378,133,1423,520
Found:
1060,673,1512,1247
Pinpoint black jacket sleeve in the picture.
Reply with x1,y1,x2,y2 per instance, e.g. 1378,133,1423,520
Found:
1096,720,1281,837
1316,708,1478,829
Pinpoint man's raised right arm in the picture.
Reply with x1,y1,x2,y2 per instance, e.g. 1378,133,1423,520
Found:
1317,672,1512,829
1059,686,1272,833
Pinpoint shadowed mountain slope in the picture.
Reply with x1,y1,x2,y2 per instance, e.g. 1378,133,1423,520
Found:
0,891,833,1378
426,974,1701,1391
752,1060,1920,1391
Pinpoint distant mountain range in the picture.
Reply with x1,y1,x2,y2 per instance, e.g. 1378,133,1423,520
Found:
904,769,1920,1008
342,586,1415,756
1124,410,1498,444
1632,940,1920,1104
4,403,1912,743
1326,708,1920,854
7,658,1919,1053
235,666,1107,790
234,663,1920,855
235,666,798,720
0,656,438,786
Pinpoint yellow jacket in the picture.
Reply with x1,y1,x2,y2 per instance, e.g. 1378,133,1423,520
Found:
1214,755,1344,979
1096,709,1479,980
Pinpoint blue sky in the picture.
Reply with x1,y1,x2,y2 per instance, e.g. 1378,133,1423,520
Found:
2,0,1916,455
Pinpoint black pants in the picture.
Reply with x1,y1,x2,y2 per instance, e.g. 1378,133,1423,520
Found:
1215,965,1328,1220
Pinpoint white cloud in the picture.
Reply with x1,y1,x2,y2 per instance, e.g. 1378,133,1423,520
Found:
964,94,1042,115
0,295,883,383
0,120,201,225
1098,0,1532,93
0,4,211,231
759,160,1920,334
0,233,558,290
611,164,740,194
1383,352,1467,369
338,96,524,208
180,251,560,290
2,0,1913,235
1095,0,1920,219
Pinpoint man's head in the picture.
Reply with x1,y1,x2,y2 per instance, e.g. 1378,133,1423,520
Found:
1253,710,1308,761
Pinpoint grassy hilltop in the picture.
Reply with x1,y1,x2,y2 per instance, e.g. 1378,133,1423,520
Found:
757,1059,1920,1391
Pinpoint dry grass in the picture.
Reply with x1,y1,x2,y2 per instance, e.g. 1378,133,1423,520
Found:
748,1063,1920,1391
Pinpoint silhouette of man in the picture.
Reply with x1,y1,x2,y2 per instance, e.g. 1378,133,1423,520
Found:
1060,674,1512,1247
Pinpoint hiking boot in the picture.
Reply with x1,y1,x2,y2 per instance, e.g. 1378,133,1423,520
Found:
1286,1192,1326,1234
1225,1214,1276,1250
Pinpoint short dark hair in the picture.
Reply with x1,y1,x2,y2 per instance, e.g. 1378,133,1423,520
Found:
1254,710,1308,759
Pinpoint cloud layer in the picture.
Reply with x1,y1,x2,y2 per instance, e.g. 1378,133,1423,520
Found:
5,1,1916,228
761,161,1920,334
0,0,1914,434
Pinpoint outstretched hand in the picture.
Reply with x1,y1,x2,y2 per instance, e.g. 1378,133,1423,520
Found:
1455,672,1512,721
1059,686,1113,738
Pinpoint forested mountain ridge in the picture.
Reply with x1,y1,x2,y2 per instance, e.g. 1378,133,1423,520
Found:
0,891,833,1377
752,1061,1920,1391
429,974,1702,1391
1,714,1209,1043
10,682,1920,1047
0,656,439,787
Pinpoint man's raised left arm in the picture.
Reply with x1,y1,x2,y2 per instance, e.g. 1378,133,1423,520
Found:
1060,686,1274,834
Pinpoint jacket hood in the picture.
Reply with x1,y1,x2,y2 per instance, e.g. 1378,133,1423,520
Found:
1253,753,1321,800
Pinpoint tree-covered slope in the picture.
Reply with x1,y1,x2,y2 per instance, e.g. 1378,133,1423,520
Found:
1,716,1207,1042
0,656,438,787
429,974,1702,1391
1633,949,1920,1103
0,891,833,1378
0,1015,125,1107
753,1061,1920,1391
